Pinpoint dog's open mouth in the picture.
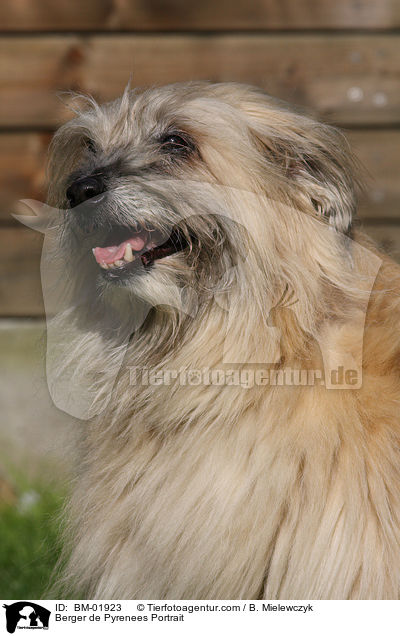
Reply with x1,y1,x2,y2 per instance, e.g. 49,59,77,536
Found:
92,224,189,278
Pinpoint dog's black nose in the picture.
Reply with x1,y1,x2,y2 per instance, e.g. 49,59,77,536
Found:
66,175,105,208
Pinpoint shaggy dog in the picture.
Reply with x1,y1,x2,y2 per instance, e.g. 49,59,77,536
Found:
45,81,400,599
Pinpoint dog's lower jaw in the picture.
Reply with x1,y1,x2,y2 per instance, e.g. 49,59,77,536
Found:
60,253,400,600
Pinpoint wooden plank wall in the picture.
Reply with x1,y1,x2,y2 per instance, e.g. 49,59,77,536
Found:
0,1,399,315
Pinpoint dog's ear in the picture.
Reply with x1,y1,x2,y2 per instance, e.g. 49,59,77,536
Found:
243,98,358,235
284,134,358,236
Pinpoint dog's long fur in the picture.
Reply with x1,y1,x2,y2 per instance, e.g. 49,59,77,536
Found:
47,82,400,599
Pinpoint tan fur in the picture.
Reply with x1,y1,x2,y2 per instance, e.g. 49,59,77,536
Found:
48,82,400,599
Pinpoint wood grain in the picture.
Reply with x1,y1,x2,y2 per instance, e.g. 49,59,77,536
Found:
362,224,400,260
347,130,400,220
0,35,399,127
0,134,50,222
0,0,399,31
1,130,399,223
0,228,43,316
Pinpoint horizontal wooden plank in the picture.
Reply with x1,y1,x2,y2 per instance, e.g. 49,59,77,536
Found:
0,134,50,222
347,130,400,219
0,35,399,127
1,129,399,223
0,0,399,31
362,224,400,260
0,228,43,316
0,223,399,317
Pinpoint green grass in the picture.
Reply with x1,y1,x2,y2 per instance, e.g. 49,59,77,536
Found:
0,477,65,599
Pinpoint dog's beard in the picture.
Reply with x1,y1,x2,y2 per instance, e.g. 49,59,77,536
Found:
35,179,255,419
59,178,246,315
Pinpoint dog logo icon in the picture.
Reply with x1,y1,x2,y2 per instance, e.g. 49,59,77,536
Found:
2,602,50,633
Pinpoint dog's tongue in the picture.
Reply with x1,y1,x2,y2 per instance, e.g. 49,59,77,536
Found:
93,236,145,264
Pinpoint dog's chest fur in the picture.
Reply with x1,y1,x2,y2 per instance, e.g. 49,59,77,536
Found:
68,275,400,600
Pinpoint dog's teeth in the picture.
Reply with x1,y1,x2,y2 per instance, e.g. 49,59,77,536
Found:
100,262,108,270
115,260,124,267
124,244,134,262
108,263,115,269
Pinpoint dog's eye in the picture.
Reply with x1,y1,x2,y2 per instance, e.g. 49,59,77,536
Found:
84,138,96,154
160,133,193,155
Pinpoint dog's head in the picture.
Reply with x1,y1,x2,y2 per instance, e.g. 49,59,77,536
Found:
42,81,372,418
48,81,358,328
